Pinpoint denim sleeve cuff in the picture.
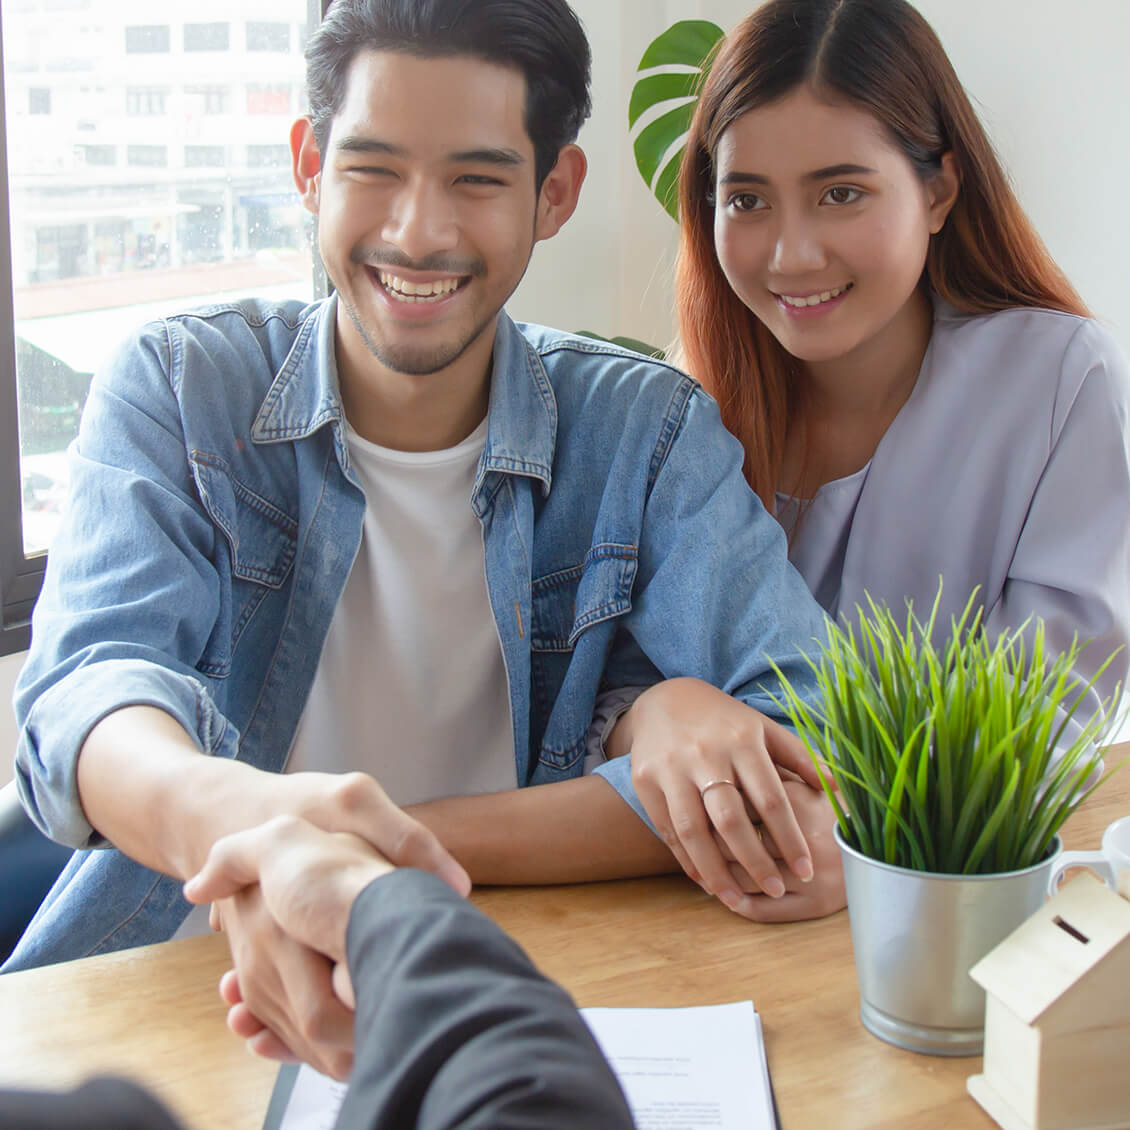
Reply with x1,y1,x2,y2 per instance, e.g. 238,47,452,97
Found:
15,659,236,848
591,754,660,838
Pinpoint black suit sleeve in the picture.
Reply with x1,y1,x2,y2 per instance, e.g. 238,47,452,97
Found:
334,869,635,1130
0,1076,183,1130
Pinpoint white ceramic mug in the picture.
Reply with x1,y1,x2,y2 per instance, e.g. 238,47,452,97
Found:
1048,814,1130,893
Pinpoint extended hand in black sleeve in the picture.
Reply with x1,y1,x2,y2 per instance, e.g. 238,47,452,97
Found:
336,869,635,1130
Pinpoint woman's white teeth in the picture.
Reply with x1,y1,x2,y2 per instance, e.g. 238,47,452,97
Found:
379,272,462,302
781,284,852,308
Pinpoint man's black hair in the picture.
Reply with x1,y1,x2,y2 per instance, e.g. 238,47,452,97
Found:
307,0,592,190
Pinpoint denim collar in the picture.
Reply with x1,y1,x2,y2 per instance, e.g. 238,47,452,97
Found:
251,296,556,497
250,294,344,446
478,310,555,498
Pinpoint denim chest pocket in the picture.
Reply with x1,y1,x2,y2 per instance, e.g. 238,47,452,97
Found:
530,546,638,653
190,453,298,674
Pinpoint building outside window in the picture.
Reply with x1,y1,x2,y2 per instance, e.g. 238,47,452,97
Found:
184,85,231,115
246,83,290,115
80,144,115,165
124,24,171,54
183,22,230,52
125,87,168,116
246,143,290,168
184,144,226,168
0,0,319,654
126,144,169,167
246,20,290,52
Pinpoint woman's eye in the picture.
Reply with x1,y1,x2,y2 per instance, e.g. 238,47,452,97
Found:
823,186,862,205
726,192,765,213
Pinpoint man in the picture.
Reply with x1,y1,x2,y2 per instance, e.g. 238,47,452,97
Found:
7,0,828,1077
0,816,636,1128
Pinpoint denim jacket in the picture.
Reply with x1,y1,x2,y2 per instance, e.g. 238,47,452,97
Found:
7,296,827,969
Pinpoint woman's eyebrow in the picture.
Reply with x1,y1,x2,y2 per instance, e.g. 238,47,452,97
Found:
718,163,878,186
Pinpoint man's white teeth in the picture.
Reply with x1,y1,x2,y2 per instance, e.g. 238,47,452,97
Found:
378,272,462,301
780,283,852,308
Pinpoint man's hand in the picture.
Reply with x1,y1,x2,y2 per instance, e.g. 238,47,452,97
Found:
613,678,823,910
184,815,409,1079
79,709,473,1079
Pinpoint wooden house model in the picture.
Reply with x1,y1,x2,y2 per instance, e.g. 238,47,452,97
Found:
966,871,1130,1130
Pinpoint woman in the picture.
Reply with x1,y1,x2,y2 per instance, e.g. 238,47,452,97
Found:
600,0,1130,922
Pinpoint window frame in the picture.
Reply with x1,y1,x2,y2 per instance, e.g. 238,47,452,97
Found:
0,0,327,657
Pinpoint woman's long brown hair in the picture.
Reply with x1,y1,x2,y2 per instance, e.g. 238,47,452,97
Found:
677,0,1088,509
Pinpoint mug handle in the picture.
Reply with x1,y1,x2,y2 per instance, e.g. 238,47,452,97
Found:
1048,850,1117,894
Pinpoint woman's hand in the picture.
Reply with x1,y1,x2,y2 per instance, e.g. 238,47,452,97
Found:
615,677,824,911
716,780,846,921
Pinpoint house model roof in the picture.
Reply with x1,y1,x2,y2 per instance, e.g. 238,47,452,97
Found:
969,872,1130,1029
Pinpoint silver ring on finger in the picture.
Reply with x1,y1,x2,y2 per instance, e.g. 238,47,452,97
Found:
699,778,738,799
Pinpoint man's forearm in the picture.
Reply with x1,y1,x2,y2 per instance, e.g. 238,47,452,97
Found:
406,775,677,884
76,705,273,880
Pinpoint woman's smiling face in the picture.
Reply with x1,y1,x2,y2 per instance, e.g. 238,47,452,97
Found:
712,85,957,377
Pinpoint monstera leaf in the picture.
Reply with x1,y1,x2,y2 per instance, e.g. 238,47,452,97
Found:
628,20,724,221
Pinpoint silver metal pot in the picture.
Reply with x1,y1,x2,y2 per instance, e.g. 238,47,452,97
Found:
836,825,1061,1056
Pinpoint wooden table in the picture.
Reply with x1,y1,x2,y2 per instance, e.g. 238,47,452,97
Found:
1,748,1127,1130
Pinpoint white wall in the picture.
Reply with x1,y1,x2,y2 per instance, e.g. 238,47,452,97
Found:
510,0,1130,359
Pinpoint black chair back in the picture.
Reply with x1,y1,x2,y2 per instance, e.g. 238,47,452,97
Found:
0,780,73,965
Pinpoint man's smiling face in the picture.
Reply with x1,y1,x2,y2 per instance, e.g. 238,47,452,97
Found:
296,50,547,386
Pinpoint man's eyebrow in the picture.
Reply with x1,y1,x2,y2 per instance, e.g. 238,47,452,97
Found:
718,163,877,186
334,137,407,157
333,137,525,167
449,147,526,167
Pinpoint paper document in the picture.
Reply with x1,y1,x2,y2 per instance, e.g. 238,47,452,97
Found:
263,1000,776,1130
582,1002,776,1130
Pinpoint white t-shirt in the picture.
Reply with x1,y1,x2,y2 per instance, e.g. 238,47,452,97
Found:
175,417,515,941
286,416,516,803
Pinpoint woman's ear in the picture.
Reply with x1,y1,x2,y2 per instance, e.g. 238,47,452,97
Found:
927,151,960,234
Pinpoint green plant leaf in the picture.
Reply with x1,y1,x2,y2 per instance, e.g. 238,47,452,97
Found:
633,102,697,193
629,20,724,220
628,72,701,128
651,154,683,221
637,19,725,70
575,331,665,360
766,577,1127,875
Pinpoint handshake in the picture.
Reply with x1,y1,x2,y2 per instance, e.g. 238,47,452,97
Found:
183,809,470,1081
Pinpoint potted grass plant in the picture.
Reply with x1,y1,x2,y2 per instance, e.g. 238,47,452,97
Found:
771,585,1124,1057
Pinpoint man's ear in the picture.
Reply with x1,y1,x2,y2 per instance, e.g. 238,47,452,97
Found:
291,117,323,215
927,151,960,235
534,144,587,243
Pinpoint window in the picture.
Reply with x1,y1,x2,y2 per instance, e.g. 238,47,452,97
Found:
0,0,324,656
126,88,168,116
184,85,231,115
246,144,290,168
81,144,115,166
126,144,168,167
246,21,290,52
246,84,291,115
183,22,229,52
124,25,170,54
184,144,225,168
